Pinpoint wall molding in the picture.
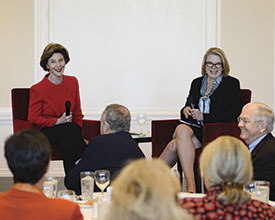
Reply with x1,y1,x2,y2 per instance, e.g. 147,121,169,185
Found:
34,0,52,82
34,0,221,82
203,0,221,48
0,108,179,124
0,108,12,125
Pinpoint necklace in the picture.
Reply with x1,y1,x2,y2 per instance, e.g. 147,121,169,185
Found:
13,183,43,194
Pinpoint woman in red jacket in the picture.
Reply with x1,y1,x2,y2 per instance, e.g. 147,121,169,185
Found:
28,43,86,174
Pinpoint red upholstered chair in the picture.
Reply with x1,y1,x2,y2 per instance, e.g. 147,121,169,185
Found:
11,88,100,160
151,89,252,158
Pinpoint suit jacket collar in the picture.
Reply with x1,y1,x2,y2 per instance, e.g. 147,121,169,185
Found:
251,133,273,157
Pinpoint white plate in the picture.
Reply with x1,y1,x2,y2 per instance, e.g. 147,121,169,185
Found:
74,195,93,207
177,192,206,200
269,200,275,207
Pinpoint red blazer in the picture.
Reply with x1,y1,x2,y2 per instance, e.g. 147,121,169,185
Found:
28,74,84,129
0,187,83,220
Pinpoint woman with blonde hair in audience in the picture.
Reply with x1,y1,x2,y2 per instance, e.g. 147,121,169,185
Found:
180,136,275,219
105,158,192,220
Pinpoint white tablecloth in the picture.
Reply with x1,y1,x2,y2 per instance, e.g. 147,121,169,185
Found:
80,192,108,220
80,192,275,220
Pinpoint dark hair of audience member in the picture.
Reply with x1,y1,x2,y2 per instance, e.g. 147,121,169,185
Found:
4,129,51,184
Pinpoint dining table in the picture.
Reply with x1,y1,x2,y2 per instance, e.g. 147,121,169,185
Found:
79,192,275,220
79,192,110,220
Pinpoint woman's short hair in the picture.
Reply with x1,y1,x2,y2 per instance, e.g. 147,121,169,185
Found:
200,136,253,204
201,47,230,77
106,159,190,220
101,104,131,131
4,129,51,184
246,102,274,133
40,43,70,71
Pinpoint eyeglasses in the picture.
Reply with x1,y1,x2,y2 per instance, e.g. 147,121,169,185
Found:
237,117,251,124
205,62,223,69
237,117,264,124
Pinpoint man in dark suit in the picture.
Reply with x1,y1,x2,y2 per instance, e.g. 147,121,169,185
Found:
65,104,145,195
238,102,275,201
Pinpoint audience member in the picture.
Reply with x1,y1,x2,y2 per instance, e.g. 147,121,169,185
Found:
65,104,145,194
28,43,86,174
105,158,192,220
181,136,275,219
160,47,242,192
0,129,83,220
238,102,275,201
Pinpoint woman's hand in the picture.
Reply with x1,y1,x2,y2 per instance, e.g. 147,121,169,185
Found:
55,112,73,125
190,109,204,121
183,106,192,118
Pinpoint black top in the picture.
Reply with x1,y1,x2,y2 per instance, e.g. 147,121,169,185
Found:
65,130,145,194
180,75,242,123
252,133,275,201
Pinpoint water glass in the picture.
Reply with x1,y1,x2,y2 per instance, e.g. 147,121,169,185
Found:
43,176,58,198
244,180,270,203
58,190,76,202
80,171,94,201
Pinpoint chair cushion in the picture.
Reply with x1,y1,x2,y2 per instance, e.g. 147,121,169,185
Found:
13,119,33,134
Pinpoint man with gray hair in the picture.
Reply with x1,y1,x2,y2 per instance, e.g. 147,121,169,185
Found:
238,102,275,201
65,104,145,194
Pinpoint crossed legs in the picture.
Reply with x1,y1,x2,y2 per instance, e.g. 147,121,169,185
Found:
160,124,201,192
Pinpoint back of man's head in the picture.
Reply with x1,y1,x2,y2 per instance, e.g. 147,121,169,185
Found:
101,104,131,131
4,129,51,184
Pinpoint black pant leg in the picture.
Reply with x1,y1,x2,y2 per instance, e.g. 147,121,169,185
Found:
41,123,86,174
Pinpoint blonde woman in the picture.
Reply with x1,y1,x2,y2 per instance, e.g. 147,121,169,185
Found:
180,136,275,219
105,159,192,220
160,47,242,192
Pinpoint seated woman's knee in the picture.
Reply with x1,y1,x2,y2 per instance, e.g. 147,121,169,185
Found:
175,124,193,138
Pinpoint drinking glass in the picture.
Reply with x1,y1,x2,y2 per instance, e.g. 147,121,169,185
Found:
95,169,110,196
80,171,94,201
58,190,76,202
136,113,147,136
43,176,58,198
244,180,270,203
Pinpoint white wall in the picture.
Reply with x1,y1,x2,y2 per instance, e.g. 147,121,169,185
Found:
0,0,274,176
35,0,218,116
221,0,274,108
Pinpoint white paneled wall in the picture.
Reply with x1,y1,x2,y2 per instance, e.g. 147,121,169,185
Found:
35,0,220,113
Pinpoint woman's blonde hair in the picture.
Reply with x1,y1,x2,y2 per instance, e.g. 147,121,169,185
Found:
105,159,191,220
200,136,253,204
201,47,230,77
